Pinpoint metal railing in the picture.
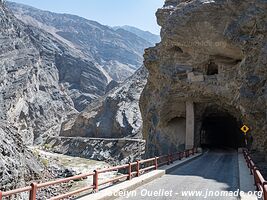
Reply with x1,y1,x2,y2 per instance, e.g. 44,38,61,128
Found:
0,147,198,200
243,149,267,200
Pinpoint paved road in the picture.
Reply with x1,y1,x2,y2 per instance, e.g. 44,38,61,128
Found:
116,149,239,200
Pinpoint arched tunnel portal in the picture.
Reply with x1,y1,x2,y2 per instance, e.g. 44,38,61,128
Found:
199,111,245,149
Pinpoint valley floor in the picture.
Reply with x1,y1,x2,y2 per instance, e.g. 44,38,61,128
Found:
28,147,116,198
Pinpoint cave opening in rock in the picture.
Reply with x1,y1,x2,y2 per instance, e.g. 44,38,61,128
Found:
200,112,245,149
207,62,218,75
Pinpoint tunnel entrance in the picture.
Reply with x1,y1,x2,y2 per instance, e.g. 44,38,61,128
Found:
200,113,245,149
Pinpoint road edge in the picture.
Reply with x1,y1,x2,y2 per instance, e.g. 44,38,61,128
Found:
76,152,203,200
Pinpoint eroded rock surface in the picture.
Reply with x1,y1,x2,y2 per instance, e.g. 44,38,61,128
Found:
0,121,43,190
60,67,148,139
0,2,107,144
0,0,151,191
141,0,267,155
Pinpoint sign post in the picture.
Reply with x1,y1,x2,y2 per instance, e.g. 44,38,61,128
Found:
241,125,250,147
241,125,250,135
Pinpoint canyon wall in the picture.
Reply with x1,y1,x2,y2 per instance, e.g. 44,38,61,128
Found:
141,0,267,156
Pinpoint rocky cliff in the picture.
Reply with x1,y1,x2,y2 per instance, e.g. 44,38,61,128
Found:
141,0,267,155
0,121,43,190
43,67,148,166
0,0,156,144
0,1,113,144
60,67,148,139
7,1,154,82
1,2,70,144
0,0,152,191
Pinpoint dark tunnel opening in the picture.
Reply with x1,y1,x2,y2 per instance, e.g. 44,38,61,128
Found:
200,113,245,149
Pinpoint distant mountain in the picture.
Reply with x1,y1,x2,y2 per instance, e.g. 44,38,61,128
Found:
7,1,155,82
114,25,161,45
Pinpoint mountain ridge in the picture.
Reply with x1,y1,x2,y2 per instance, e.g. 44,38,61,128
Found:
7,1,156,82
113,25,160,45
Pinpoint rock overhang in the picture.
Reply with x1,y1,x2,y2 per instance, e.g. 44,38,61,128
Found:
141,0,267,156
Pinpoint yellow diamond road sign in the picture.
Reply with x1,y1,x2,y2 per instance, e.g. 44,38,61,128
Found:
241,125,250,134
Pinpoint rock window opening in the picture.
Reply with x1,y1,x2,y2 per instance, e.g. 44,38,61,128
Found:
169,46,183,53
207,62,218,75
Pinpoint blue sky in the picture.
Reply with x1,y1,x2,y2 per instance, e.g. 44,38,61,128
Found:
10,0,164,34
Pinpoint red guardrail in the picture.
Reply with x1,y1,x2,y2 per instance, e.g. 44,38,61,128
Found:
243,149,267,200
0,147,198,200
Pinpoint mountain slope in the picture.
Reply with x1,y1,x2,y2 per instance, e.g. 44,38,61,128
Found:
114,25,161,45
0,1,149,190
1,1,157,145
0,0,113,145
7,1,154,82
0,121,44,191
60,67,148,139
0,3,45,189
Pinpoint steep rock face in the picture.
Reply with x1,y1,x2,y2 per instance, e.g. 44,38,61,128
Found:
0,3,72,144
141,0,267,155
0,121,43,190
0,2,110,144
8,2,153,82
0,0,151,190
105,80,119,94
7,1,118,112
60,67,148,139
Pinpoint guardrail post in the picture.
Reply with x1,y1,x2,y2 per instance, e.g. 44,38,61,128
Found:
93,170,99,192
136,160,140,177
263,182,267,200
249,161,253,175
128,163,132,180
179,152,182,160
246,157,250,168
253,167,258,188
154,157,158,170
29,182,37,200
